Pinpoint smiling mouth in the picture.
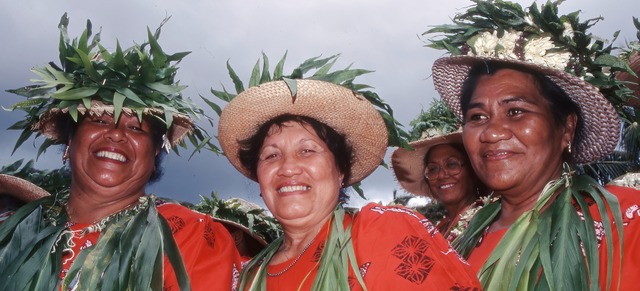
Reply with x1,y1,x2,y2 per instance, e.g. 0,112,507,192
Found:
96,151,127,162
439,183,455,190
278,185,311,193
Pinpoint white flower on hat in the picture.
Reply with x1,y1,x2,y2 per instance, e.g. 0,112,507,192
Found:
524,36,571,70
470,31,500,57
562,21,575,40
496,30,521,59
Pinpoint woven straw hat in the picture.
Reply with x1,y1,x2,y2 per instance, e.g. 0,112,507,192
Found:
432,55,620,164
391,132,462,196
34,100,194,146
218,79,388,186
0,174,51,203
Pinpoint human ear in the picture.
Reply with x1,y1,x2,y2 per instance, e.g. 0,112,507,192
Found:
562,113,578,150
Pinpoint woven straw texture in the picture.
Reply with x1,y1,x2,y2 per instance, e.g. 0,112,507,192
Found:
391,132,463,196
218,80,388,185
432,55,620,164
34,100,194,146
0,174,50,202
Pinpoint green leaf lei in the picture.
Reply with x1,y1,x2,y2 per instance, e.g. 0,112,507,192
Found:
453,165,624,290
238,207,366,291
5,13,218,158
0,194,190,290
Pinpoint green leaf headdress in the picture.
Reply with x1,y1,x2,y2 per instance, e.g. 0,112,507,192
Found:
206,52,410,199
424,0,637,181
5,13,212,157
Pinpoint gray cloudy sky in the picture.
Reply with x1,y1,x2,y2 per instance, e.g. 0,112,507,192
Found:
1,0,637,208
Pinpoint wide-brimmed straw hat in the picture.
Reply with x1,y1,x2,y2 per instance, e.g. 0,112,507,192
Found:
391,132,462,196
0,174,51,203
218,79,388,186
432,55,619,164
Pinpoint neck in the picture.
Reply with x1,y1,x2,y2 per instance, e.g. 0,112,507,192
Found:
491,168,565,232
67,183,143,224
271,214,331,265
445,195,477,218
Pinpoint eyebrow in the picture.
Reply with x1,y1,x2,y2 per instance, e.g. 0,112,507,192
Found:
467,96,531,110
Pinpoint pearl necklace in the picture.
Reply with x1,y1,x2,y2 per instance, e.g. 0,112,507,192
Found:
266,237,316,277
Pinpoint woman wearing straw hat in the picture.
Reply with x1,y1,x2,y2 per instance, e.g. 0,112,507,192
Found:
0,174,51,224
0,15,241,290
425,1,640,290
218,75,481,290
391,131,487,243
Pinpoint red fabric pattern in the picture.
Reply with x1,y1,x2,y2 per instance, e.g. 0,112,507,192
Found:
262,203,481,290
466,185,640,290
60,202,242,291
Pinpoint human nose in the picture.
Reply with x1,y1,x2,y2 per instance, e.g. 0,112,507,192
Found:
104,124,127,143
479,117,511,143
277,153,302,177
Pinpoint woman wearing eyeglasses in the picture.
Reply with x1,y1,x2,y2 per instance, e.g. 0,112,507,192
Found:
392,131,487,242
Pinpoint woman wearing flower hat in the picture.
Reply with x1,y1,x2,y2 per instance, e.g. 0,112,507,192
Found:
216,56,481,290
0,15,241,290
391,131,487,243
426,1,640,290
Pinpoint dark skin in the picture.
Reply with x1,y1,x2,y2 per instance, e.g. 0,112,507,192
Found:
462,69,576,232
65,114,160,224
425,144,479,220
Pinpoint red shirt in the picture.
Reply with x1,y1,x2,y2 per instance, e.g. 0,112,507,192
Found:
263,203,481,290
61,201,242,291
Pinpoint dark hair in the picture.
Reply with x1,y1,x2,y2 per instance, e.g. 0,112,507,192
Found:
62,113,168,184
238,114,353,186
423,142,468,167
460,61,583,161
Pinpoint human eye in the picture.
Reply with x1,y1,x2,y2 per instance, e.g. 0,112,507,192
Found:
506,107,525,117
259,149,280,161
464,109,487,124
91,116,111,125
446,159,462,170
425,164,440,175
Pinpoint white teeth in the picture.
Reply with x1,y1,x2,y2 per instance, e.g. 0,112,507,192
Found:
96,151,127,162
439,184,454,189
278,185,311,193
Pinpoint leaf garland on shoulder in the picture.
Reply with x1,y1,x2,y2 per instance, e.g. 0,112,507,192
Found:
0,194,191,290
238,207,366,291
452,166,623,290
4,13,219,158
205,52,410,199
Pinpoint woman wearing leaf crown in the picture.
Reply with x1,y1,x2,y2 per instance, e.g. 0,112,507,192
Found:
214,54,482,290
0,14,242,290
425,1,640,290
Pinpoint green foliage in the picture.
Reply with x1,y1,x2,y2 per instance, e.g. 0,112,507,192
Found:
407,99,461,141
191,193,281,244
205,52,410,199
4,13,219,158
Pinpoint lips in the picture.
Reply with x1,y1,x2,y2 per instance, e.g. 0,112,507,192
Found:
483,149,513,160
95,150,128,162
278,185,311,193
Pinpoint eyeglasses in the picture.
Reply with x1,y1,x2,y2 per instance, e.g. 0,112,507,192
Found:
424,159,465,180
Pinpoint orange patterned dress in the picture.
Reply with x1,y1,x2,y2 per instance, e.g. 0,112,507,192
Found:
60,200,242,291
259,203,481,290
